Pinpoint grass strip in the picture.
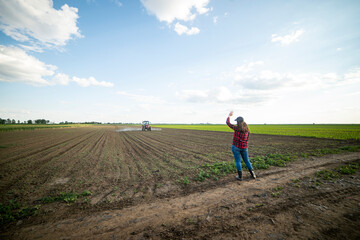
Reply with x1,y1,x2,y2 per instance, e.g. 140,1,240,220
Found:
153,124,360,140
193,145,360,183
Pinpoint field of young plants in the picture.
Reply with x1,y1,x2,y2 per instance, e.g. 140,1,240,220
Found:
153,124,360,140
1,124,360,239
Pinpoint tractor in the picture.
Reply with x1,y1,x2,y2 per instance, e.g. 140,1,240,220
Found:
141,121,151,131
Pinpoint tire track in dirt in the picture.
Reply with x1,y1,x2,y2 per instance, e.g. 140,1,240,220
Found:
13,152,360,240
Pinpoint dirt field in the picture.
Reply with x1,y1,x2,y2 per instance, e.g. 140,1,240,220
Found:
1,126,359,239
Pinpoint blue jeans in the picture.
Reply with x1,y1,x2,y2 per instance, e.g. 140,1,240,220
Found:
232,145,253,171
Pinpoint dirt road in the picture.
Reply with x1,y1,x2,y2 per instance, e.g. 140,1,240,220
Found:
9,152,360,240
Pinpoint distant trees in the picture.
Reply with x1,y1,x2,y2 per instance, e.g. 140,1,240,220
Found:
59,121,102,124
0,118,109,125
34,119,49,124
0,118,51,125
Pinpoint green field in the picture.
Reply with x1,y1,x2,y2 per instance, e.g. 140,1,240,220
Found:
153,124,360,140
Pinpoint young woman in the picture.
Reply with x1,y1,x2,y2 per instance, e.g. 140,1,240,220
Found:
226,111,256,180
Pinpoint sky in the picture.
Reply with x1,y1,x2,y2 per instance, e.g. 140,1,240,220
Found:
0,0,359,124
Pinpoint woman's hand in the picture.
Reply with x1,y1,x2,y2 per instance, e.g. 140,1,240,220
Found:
229,111,233,117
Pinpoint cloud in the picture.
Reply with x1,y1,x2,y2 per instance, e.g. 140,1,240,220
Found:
116,91,164,104
271,29,304,45
0,45,56,86
52,73,71,86
72,76,114,87
176,87,268,104
0,45,113,87
0,0,82,49
141,0,210,35
141,0,210,23
174,22,200,35
111,0,123,7
231,61,359,91
235,61,264,73
178,62,360,106
343,68,360,85
213,16,218,24
176,89,208,102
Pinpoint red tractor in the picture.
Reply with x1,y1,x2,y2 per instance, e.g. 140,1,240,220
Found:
141,121,151,131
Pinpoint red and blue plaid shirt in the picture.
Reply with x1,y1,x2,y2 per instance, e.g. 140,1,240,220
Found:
226,117,249,149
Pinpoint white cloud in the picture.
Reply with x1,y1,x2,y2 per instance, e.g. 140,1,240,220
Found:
72,76,114,87
0,0,82,49
174,22,200,35
0,45,56,86
213,16,218,24
235,61,264,73
176,89,208,102
344,68,360,84
271,29,304,45
176,87,269,104
111,0,123,7
141,0,209,35
52,73,71,86
231,61,359,92
177,62,360,106
141,0,210,23
336,47,342,51
0,45,113,87
117,91,164,104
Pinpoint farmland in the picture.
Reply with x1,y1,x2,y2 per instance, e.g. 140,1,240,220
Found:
1,125,360,239
153,124,360,140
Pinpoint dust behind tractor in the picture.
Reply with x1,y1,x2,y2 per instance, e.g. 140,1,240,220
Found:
141,121,151,131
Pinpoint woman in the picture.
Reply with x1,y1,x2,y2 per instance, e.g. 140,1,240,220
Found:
226,111,256,180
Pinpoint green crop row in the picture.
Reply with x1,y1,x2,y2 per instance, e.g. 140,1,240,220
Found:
0,200,40,226
40,190,92,204
153,124,360,140
0,190,92,226
192,145,359,183
195,153,296,182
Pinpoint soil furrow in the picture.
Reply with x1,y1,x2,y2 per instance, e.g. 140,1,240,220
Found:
0,128,98,166
0,129,101,193
128,133,192,176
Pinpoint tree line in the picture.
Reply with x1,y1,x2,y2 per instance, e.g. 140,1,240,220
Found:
0,118,108,125
0,118,50,124
0,118,127,125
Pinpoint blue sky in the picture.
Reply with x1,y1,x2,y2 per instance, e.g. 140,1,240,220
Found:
0,0,359,124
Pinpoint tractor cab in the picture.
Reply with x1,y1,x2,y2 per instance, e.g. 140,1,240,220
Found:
141,121,151,131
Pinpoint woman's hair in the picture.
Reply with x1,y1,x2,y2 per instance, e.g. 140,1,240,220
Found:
236,121,249,132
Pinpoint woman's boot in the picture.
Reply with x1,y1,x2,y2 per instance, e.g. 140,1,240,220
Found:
236,170,242,181
249,169,256,179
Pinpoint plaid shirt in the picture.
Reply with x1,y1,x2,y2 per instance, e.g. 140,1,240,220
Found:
226,117,249,149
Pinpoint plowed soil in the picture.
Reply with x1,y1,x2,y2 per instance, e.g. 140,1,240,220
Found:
1,126,359,239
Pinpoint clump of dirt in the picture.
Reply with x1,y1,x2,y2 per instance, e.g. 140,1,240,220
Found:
49,178,70,185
